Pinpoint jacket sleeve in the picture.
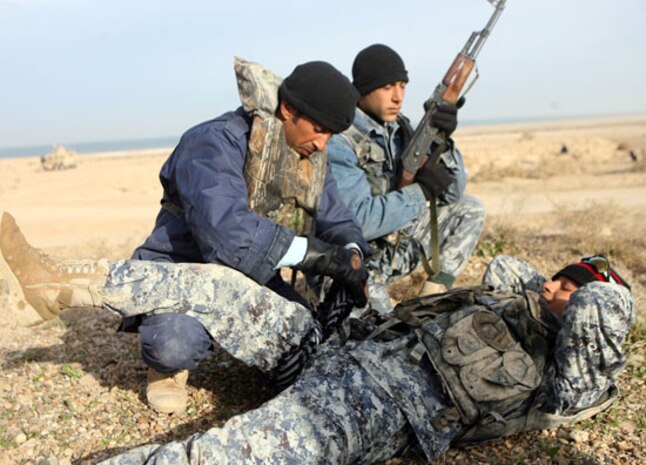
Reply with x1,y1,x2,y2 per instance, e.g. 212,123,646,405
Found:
540,282,634,414
326,134,427,241
481,255,547,293
314,161,372,257
173,122,294,285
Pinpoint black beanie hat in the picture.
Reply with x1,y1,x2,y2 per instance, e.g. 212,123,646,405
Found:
352,44,409,96
278,61,359,134
552,255,631,290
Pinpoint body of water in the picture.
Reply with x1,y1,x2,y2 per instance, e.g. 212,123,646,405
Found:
1,113,638,159
0,136,180,159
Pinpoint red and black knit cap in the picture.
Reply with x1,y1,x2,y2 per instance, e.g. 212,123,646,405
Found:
552,255,631,290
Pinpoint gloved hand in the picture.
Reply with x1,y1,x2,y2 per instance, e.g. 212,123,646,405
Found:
295,237,369,307
415,159,454,200
426,97,465,137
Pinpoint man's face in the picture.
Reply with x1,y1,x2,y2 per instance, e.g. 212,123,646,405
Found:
540,276,579,317
358,81,406,123
279,101,332,157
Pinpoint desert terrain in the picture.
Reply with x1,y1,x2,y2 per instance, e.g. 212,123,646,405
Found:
0,115,644,464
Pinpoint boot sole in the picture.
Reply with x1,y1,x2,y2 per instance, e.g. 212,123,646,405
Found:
0,210,45,326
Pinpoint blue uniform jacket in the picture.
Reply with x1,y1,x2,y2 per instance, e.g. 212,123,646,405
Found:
327,108,467,241
133,107,369,287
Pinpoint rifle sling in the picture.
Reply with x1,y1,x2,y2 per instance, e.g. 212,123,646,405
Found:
419,197,441,279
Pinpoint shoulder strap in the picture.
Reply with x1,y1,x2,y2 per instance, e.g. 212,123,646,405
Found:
396,114,414,151
453,385,619,448
161,198,184,218
362,287,485,343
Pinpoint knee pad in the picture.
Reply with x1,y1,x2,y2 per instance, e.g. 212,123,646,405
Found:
139,313,212,372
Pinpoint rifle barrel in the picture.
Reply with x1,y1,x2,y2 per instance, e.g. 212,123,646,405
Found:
467,0,506,59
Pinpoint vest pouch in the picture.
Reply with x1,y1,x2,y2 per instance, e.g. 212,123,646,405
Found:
442,310,541,404
361,143,390,197
422,307,543,425
343,127,391,197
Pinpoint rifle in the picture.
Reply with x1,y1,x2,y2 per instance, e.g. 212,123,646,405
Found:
398,0,507,278
273,283,356,390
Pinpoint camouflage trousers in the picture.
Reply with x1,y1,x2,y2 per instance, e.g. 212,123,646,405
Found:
101,335,459,465
103,260,314,371
368,195,485,313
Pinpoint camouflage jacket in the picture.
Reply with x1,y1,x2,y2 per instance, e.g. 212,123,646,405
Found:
352,257,634,456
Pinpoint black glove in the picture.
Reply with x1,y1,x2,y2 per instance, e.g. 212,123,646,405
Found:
415,159,454,200
295,237,368,307
425,97,465,137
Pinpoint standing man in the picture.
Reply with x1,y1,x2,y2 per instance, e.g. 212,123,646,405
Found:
327,44,485,312
0,60,371,415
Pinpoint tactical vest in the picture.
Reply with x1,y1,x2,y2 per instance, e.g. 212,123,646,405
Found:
236,56,324,236
364,287,619,448
341,115,413,197
162,58,324,236
243,114,325,236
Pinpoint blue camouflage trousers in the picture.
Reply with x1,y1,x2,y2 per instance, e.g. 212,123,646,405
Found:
100,335,460,465
99,256,635,464
103,260,315,372
368,195,485,313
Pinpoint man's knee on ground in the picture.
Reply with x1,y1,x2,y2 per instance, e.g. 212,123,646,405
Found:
139,313,212,373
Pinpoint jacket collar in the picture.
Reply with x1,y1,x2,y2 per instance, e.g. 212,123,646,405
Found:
353,107,400,137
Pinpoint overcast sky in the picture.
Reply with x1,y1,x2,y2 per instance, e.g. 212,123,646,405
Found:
1,0,644,147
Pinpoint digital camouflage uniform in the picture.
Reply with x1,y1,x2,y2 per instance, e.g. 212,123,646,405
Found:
100,256,634,465
104,260,314,372
477,255,634,414
367,196,485,313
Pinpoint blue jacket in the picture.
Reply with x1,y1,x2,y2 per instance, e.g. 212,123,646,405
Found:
133,107,369,286
327,108,467,241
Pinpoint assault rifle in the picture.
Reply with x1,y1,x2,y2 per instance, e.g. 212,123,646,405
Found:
398,0,507,278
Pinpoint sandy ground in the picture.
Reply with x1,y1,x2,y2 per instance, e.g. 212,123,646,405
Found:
0,115,644,464
2,115,645,253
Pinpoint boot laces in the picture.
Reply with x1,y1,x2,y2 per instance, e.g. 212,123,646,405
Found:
40,252,99,276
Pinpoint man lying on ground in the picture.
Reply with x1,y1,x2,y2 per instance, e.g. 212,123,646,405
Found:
0,216,632,464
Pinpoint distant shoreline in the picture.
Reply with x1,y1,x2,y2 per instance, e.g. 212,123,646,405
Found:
0,137,178,159
2,113,644,159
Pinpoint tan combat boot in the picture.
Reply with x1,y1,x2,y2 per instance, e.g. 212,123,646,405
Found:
419,280,447,297
0,212,109,320
146,368,189,414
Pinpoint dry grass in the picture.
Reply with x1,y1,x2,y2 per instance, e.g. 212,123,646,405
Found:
469,154,575,182
630,158,646,173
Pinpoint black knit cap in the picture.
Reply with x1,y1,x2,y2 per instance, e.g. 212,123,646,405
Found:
352,44,409,96
278,61,359,134
552,256,631,290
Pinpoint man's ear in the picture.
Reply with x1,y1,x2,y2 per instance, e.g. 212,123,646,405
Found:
278,100,296,122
